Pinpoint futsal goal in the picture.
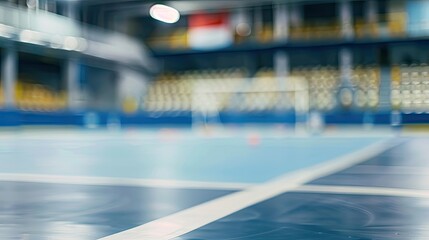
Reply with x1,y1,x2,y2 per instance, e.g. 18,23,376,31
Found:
190,76,312,133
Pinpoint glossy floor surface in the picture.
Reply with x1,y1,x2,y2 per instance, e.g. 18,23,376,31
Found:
178,139,429,240
1,130,424,239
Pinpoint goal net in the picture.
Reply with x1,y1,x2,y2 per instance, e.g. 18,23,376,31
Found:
191,76,310,133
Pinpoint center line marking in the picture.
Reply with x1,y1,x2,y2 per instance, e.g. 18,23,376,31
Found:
99,139,398,240
294,184,429,198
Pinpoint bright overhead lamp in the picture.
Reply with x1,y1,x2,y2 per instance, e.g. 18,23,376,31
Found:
149,4,180,24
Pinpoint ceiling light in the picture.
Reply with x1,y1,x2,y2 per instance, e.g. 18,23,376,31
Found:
150,4,180,24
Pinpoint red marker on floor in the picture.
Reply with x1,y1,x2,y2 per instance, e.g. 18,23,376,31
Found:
247,133,261,146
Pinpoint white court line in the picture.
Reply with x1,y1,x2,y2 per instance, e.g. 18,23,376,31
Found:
99,139,398,240
0,174,250,191
343,165,429,175
294,184,429,198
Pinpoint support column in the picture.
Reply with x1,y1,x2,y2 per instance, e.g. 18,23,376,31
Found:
66,1,78,20
253,6,263,41
234,8,252,40
38,0,47,11
65,58,80,110
290,4,302,28
366,0,378,36
274,51,289,82
274,3,289,41
366,0,378,23
338,48,354,108
34,0,40,13
2,47,17,109
274,50,290,111
50,0,57,14
340,48,353,86
339,0,354,39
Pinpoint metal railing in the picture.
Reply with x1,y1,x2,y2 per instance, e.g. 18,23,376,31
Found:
0,3,155,70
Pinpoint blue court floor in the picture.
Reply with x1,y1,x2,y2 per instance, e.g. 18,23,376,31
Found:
0,129,425,239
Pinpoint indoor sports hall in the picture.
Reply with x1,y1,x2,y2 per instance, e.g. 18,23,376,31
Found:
0,0,429,239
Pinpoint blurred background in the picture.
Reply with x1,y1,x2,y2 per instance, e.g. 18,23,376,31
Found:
0,0,426,131
1,1,429,239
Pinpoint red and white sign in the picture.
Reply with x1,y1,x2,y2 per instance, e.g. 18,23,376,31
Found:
188,12,233,50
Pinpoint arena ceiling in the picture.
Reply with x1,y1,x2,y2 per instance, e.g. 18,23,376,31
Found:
79,0,332,16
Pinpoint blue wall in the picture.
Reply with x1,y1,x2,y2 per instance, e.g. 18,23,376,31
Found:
1,109,428,127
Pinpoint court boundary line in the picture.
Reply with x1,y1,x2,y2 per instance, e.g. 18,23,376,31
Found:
0,174,251,190
341,165,429,175
99,139,398,240
294,184,429,198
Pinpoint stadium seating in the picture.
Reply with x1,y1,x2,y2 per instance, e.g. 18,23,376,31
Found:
15,82,67,112
0,86,3,106
354,20,379,38
290,23,341,40
351,65,380,109
143,68,246,112
393,64,429,113
143,65,382,113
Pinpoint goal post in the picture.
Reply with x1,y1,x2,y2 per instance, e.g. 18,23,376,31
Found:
191,76,310,133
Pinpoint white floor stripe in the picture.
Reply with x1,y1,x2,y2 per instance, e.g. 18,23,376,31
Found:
294,185,429,198
99,139,397,240
343,165,429,175
0,174,250,190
